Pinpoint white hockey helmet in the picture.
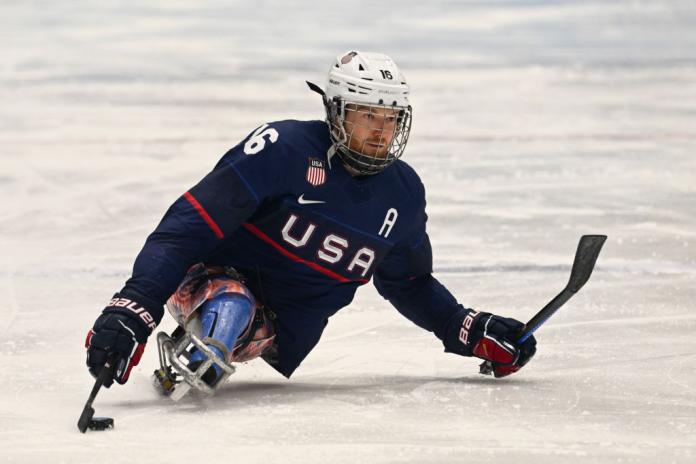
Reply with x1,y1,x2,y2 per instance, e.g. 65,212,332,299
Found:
308,51,412,175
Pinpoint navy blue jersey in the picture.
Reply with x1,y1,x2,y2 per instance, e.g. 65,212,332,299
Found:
121,120,466,377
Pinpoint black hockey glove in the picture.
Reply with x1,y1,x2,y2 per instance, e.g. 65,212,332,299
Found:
444,309,536,378
85,293,159,387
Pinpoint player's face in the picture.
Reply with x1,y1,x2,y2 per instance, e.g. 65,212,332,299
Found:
343,104,398,159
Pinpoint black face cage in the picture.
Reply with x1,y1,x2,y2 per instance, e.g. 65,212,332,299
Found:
325,97,412,176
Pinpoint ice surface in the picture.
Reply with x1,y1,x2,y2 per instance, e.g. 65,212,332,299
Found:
1,1,695,463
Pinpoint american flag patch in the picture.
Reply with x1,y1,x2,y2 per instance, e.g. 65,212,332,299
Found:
306,157,326,187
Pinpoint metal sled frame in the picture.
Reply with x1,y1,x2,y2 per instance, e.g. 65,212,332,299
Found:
155,330,236,401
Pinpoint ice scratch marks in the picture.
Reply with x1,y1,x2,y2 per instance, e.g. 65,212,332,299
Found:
563,375,581,414
435,264,572,274
435,261,696,276
543,313,696,331
419,132,696,143
0,268,19,338
322,321,392,344
666,352,696,393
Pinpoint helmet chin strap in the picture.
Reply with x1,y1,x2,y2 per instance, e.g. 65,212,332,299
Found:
326,145,361,177
326,144,337,169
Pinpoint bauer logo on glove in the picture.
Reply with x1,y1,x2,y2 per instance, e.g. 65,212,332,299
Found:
84,292,159,387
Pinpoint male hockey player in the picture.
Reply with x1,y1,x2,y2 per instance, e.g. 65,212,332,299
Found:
85,51,536,395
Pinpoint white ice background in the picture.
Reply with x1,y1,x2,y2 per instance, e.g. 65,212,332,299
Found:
1,1,695,463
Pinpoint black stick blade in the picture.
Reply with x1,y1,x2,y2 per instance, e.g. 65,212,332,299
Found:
77,406,95,434
77,358,115,434
516,234,607,344
567,235,607,293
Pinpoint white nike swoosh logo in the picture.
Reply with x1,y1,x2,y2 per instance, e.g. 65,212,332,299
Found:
298,194,326,205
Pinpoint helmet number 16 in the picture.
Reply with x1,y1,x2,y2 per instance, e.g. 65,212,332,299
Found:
244,124,280,155
379,70,393,80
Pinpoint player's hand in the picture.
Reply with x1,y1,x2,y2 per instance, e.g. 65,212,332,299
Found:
85,294,152,387
445,309,536,378
471,313,536,378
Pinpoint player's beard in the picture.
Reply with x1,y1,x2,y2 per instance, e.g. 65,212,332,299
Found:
346,127,395,160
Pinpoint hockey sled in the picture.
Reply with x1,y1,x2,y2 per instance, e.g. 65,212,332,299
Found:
153,329,236,401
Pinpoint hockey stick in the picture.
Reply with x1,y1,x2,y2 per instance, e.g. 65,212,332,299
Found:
77,359,116,433
518,234,607,343
480,234,607,375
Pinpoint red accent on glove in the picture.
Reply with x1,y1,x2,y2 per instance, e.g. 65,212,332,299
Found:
117,342,146,384
474,337,524,378
473,336,516,364
492,364,520,378
85,330,94,348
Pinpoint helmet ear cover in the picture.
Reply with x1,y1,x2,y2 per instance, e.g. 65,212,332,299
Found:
326,97,347,145
328,96,343,121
